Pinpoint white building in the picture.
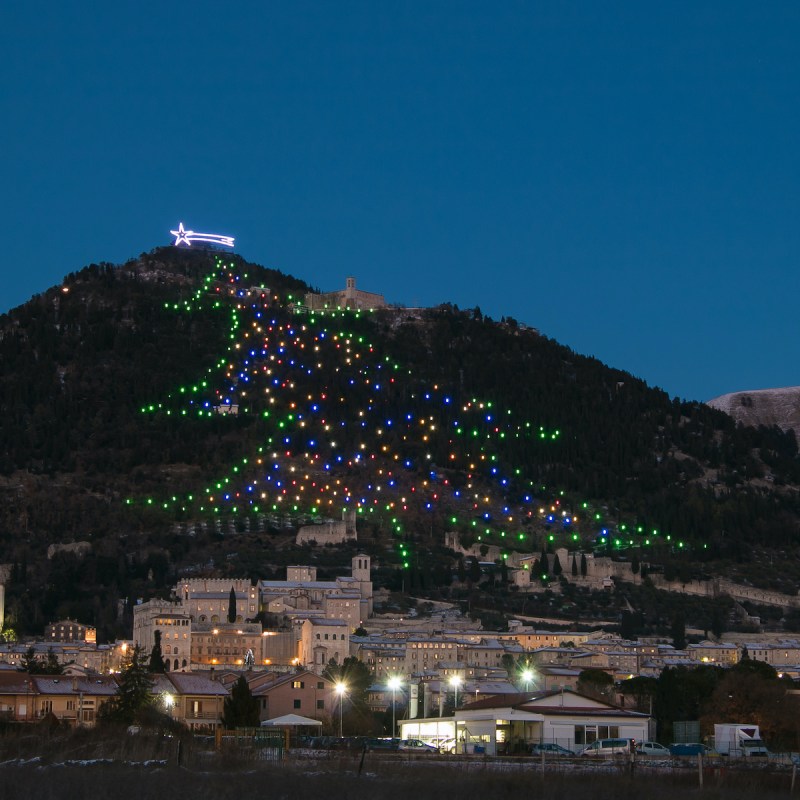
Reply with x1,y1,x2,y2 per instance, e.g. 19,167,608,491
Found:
298,618,350,672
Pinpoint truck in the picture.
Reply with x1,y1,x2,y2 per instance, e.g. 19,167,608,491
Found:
713,724,769,758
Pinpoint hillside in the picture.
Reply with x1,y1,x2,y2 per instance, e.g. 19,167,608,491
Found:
707,387,800,436
1,246,800,637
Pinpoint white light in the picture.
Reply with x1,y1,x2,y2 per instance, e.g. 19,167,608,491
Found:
170,222,235,248
387,675,403,691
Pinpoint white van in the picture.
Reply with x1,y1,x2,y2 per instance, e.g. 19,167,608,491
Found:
580,738,635,757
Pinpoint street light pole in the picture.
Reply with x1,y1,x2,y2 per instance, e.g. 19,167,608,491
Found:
449,675,462,711
335,682,346,737
388,676,402,738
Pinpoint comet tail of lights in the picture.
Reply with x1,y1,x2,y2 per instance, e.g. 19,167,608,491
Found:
171,222,235,248
130,255,682,563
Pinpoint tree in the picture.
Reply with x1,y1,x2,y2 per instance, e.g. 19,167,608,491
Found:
671,611,687,650
552,554,562,576
457,557,466,583
102,645,153,724
631,554,640,576
149,629,166,673
227,586,237,624
580,553,588,577
222,675,260,729
467,556,481,586
43,650,63,675
577,668,613,701
539,549,549,575
571,555,578,577
20,647,40,673
700,664,799,750
323,656,373,711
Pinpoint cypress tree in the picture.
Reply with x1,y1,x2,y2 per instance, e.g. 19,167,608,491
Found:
149,629,166,673
228,586,237,624
222,675,260,729
580,553,588,577
571,555,578,577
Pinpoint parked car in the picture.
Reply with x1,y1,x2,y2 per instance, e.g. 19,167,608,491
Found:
669,743,715,757
398,739,438,753
430,737,457,754
636,741,671,757
580,738,636,757
530,743,574,757
365,737,400,751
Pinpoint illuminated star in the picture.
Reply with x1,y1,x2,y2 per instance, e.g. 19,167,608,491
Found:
170,222,193,246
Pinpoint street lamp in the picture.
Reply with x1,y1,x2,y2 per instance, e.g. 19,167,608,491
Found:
335,681,347,738
387,675,402,738
449,674,462,711
521,668,535,693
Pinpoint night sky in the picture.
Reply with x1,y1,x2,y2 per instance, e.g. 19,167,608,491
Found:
1,2,798,402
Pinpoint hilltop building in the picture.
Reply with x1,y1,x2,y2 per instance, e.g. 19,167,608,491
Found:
296,508,357,546
304,277,386,311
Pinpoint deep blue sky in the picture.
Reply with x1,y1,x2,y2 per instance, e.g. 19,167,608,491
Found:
2,2,798,402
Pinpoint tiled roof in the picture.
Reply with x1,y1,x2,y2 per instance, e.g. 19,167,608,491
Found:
166,672,229,696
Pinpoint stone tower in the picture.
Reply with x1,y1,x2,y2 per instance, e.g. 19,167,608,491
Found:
351,554,373,619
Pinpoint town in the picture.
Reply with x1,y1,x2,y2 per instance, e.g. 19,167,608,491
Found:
1,544,798,762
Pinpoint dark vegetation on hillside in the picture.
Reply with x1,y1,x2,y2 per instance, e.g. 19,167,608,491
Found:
1,247,799,639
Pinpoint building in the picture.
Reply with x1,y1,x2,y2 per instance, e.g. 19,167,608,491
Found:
296,508,357,546
44,620,97,643
304,277,386,311
260,554,373,623
400,689,650,756
247,670,336,722
190,623,263,668
0,673,117,726
132,599,192,671
298,618,350,672
152,672,229,730
176,579,258,624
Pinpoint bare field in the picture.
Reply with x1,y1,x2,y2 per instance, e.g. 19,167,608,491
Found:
0,729,796,800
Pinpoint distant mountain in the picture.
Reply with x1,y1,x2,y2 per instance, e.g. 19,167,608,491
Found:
707,387,800,436
1,245,800,637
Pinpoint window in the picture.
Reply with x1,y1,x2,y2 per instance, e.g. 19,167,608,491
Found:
293,699,301,709
317,682,324,690
317,699,324,710
292,681,304,689
574,725,619,745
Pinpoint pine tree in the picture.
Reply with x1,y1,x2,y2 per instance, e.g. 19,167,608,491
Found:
468,556,481,585
552,554,562,576
571,555,578,577
20,647,40,674
631,554,640,576
222,675,260,729
228,586,237,624
43,650,63,675
149,629,166,673
104,645,153,724
539,549,549,575
580,553,588,577
671,611,687,651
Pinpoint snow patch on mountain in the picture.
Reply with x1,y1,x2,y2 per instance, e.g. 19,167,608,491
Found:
706,387,800,434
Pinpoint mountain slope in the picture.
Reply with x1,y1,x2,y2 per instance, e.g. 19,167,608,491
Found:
1,246,800,636
708,387,800,436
